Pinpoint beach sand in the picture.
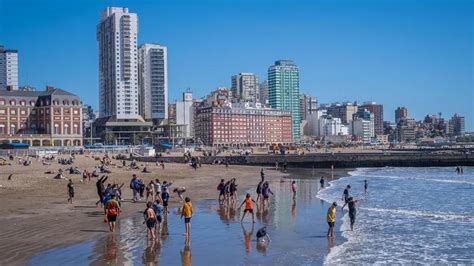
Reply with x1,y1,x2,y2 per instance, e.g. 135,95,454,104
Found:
0,154,347,264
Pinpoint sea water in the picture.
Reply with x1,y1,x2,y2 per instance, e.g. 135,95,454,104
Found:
318,167,474,264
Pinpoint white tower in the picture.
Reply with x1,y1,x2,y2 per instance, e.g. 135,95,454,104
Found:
0,45,19,90
97,7,141,120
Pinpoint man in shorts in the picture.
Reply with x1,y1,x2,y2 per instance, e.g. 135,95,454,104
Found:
67,179,74,204
144,201,157,239
239,193,257,223
326,202,337,238
341,185,351,210
153,199,164,233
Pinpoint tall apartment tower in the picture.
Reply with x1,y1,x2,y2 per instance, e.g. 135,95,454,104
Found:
395,107,408,124
138,43,168,122
0,45,19,90
97,7,141,120
360,102,384,136
300,94,318,121
268,60,300,139
259,80,269,106
231,73,260,103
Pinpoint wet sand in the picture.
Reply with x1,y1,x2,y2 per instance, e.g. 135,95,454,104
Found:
29,178,347,265
0,154,346,264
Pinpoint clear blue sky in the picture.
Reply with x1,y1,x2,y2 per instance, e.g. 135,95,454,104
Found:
1,0,472,129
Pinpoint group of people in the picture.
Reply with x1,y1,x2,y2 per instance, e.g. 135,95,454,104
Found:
326,180,367,238
217,178,238,204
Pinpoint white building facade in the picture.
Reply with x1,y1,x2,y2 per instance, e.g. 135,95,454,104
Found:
351,118,374,143
97,7,141,120
231,73,260,103
176,92,194,138
0,45,19,90
138,43,168,121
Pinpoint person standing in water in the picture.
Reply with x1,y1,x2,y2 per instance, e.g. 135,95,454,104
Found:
144,201,157,239
364,180,368,193
67,179,74,204
105,196,120,232
341,185,351,210
239,193,257,223
320,176,325,189
291,180,297,199
326,202,337,238
346,197,359,231
181,197,193,236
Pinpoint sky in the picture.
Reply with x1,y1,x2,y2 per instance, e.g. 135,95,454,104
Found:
0,0,472,130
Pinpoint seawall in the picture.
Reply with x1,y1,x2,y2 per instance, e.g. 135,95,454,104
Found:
137,152,474,168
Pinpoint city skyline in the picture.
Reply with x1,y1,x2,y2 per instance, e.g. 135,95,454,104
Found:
0,0,472,129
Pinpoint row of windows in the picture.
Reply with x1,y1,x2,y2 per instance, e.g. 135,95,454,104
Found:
0,99,80,106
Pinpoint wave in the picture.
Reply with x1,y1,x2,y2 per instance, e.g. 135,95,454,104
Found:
360,207,474,222
360,174,474,185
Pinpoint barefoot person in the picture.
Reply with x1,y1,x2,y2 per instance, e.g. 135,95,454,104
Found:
67,179,75,204
153,199,164,233
144,201,157,239
239,193,257,223
346,197,359,231
291,180,297,199
105,196,120,232
341,185,351,210
320,176,325,189
256,226,271,243
327,202,337,238
181,197,193,236
364,180,368,193
173,187,186,202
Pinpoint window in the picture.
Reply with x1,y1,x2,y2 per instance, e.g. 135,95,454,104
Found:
64,124,70,134
54,124,60,134
20,110,26,115
73,124,79,134
0,124,5,134
10,110,16,115
10,124,16,134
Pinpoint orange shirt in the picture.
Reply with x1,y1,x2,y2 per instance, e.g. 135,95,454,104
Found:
245,197,253,209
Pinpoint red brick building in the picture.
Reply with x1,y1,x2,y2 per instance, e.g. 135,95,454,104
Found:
194,105,292,146
0,86,83,147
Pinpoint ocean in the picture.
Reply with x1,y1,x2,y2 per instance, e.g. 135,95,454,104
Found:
318,167,474,264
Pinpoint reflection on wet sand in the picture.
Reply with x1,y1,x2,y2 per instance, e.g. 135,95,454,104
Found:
241,223,254,254
143,239,161,265
180,237,191,266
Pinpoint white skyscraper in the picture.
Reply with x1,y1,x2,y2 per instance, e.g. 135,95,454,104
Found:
0,45,19,90
231,73,260,103
138,43,168,122
97,7,141,120
176,91,194,138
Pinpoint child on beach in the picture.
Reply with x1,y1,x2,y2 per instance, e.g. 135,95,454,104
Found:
144,201,157,239
173,187,186,202
67,179,74,204
105,196,120,232
326,202,337,238
320,176,325,189
181,197,193,236
341,185,351,210
291,181,297,199
256,226,271,243
239,193,257,223
217,179,226,203
153,199,164,233
261,182,274,209
256,180,264,203
162,188,170,214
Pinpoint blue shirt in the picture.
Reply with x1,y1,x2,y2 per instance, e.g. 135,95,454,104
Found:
153,203,164,217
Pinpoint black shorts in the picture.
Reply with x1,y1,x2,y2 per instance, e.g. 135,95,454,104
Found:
349,212,356,223
219,191,225,196
163,200,168,207
107,215,117,222
327,222,335,228
244,208,253,214
146,219,156,229
69,192,74,198
156,216,162,223
184,217,191,223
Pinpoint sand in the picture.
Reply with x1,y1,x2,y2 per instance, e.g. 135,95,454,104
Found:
0,154,299,264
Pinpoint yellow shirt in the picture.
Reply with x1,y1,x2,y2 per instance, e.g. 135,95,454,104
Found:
326,206,336,223
182,202,193,217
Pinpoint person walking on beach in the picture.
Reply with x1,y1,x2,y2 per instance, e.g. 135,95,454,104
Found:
154,179,162,202
96,175,108,206
173,187,187,202
239,193,257,223
364,180,368,194
320,176,325,189
327,202,337,238
144,201,157,239
262,182,274,209
230,178,238,204
105,196,120,232
181,197,193,236
217,179,226,203
162,187,170,214
130,174,141,202
256,180,264,204
67,179,75,204
260,168,265,182
291,180,297,199
153,199,164,233
341,185,351,210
